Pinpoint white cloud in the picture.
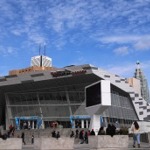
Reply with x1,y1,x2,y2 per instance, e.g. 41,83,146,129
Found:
0,46,17,56
106,64,135,78
100,35,150,51
113,46,129,56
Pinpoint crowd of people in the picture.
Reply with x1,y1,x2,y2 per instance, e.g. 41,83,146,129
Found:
0,121,141,148
69,121,141,146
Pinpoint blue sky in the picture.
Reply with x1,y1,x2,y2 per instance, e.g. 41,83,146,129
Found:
0,0,150,88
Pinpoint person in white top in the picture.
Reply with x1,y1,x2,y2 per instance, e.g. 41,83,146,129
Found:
131,121,140,148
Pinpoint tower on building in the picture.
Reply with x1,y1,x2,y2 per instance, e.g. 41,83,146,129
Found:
31,55,52,67
9,45,55,75
134,61,150,102
31,44,52,67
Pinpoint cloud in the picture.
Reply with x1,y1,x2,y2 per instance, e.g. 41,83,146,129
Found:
1,0,150,51
106,64,135,78
100,35,150,51
113,46,129,56
0,46,16,56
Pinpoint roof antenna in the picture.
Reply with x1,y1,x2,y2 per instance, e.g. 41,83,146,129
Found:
44,43,46,56
39,44,41,55
136,61,140,69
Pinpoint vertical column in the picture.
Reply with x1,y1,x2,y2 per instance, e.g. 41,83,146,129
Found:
5,94,13,130
81,120,84,128
86,120,89,128
72,120,75,128
89,114,100,135
37,93,44,129
66,91,72,115
32,121,34,129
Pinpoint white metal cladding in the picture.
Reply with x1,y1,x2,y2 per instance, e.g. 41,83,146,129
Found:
92,68,150,121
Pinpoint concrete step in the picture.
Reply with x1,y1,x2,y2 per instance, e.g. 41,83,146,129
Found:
74,143,90,150
22,144,34,150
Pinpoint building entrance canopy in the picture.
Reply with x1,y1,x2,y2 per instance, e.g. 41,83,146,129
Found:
15,116,42,130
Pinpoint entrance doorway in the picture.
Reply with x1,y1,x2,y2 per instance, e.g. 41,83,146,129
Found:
15,116,43,130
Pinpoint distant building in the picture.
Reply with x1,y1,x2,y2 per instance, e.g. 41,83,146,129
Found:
134,61,150,102
127,77,141,96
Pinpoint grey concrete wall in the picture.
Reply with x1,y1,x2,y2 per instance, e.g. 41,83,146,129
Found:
0,138,22,150
89,135,129,150
34,137,74,150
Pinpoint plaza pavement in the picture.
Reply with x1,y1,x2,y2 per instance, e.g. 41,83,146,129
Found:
22,137,150,150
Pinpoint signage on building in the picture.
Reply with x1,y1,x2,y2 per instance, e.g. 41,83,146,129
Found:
51,69,86,77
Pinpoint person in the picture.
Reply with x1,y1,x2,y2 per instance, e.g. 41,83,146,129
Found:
56,131,60,139
52,130,56,138
106,124,116,137
90,129,95,135
79,130,84,144
75,129,79,139
115,121,120,134
31,135,34,144
70,131,74,138
131,121,140,148
84,131,88,144
98,126,105,135
21,132,26,145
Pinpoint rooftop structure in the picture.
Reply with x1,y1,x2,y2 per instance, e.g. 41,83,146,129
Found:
31,55,52,67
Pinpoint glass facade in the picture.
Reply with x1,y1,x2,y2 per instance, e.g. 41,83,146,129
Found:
6,82,138,128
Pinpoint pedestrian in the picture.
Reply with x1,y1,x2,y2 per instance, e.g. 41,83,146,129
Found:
131,121,140,148
31,134,34,144
56,131,60,139
70,131,74,138
79,130,84,144
51,130,56,138
106,124,116,137
75,129,79,139
98,126,105,135
90,129,95,135
21,132,26,145
84,131,88,144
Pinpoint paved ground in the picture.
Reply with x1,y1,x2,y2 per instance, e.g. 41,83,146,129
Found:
22,138,150,150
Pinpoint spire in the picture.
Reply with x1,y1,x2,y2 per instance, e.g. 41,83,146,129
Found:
136,61,140,69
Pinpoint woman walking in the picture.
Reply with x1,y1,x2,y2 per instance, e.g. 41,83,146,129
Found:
131,121,140,148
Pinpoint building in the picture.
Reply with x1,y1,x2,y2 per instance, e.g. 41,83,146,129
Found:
134,61,150,103
0,63,150,130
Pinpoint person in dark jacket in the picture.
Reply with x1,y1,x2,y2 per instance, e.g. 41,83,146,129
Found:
79,130,84,144
106,124,116,137
21,132,26,145
84,131,88,144
56,131,60,139
90,129,95,135
70,131,74,138
52,130,56,138
75,129,79,139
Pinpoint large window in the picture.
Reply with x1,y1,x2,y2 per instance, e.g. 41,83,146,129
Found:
86,82,101,107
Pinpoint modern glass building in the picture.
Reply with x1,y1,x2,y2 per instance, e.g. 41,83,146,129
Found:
0,64,150,130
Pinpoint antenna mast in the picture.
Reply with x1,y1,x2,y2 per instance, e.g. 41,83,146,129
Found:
39,44,41,55
44,43,46,56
